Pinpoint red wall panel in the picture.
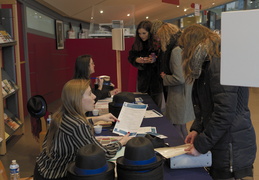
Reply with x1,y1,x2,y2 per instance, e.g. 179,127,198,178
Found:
27,35,137,105
65,38,137,92
27,33,69,104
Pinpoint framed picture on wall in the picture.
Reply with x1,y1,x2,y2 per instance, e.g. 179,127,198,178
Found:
55,20,64,49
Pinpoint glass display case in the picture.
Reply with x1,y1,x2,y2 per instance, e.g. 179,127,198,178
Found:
89,5,135,37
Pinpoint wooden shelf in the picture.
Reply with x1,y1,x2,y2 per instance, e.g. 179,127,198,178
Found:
0,41,16,47
0,2,24,155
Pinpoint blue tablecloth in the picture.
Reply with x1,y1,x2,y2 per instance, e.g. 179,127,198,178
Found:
100,93,212,180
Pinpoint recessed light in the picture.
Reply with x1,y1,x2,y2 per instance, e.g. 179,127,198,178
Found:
127,14,130,16
184,9,187,12
146,16,149,19
100,10,103,13
177,5,180,8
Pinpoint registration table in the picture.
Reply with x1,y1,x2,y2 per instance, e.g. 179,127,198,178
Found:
96,93,212,180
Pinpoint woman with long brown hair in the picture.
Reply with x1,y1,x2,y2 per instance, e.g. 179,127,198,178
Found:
73,54,120,102
128,20,163,109
180,24,256,180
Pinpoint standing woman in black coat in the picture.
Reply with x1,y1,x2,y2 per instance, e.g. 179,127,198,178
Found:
181,24,256,180
128,20,163,108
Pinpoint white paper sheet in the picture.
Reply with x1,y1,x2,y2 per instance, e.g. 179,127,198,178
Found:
113,102,147,136
144,109,163,118
109,146,125,162
155,144,191,158
137,126,157,134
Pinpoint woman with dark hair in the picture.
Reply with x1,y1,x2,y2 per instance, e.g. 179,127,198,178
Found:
128,20,163,109
34,79,130,180
73,54,120,102
180,24,256,180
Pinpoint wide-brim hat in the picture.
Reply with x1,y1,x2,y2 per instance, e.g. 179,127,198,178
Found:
108,92,135,118
116,137,164,180
27,95,47,118
67,144,115,180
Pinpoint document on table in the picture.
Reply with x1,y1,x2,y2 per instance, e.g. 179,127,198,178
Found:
109,146,125,162
94,97,112,115
155,144,192,158
136,126,157,137
137,127,157,134
144,109,163,118
113,102,148,136
95,97,112,108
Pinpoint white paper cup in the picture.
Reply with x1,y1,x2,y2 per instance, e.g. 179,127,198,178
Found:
92,109,99,116
94,125,102,134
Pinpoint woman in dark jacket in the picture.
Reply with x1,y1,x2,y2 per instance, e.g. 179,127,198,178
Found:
73,54,120,102
180,24,256,179
128,20,163,109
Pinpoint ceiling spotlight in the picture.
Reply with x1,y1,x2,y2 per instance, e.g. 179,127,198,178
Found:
100,10,103,13
177,5,180,8
127,14,130,16
146,16,149,19
184,9,187,12
212,3,215,5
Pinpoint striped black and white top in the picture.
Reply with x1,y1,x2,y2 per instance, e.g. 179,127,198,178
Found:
36,114,122,179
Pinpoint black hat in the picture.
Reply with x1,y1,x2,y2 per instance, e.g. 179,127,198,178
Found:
27,95,47,118
144,134,167,148
116,137,164,180
108,92,135,118
67,144,115,180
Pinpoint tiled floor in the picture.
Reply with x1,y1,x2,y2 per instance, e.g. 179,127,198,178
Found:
0,99,62,178
249,88,259,180
0,88,259,179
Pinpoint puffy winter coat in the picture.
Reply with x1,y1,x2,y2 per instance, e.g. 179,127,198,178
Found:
191,57,256,179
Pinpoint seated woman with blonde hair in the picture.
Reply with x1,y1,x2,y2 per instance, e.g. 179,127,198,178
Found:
34,79,130,180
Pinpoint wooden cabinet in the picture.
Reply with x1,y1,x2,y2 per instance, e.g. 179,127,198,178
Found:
0,1,24,155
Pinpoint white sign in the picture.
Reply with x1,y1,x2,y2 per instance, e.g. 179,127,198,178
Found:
221,9,259,87
195,4,200,16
